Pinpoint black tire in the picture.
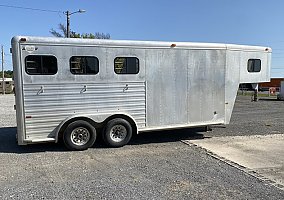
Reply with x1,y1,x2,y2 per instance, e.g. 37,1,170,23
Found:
103,118,133,147
63,120,96,151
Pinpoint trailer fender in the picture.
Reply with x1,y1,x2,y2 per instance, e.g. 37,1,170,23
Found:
54,113,138,143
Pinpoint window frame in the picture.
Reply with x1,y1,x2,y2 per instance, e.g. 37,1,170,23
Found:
25,55,58,75
70,56,99,75
247,59,261,73
114,57,139,75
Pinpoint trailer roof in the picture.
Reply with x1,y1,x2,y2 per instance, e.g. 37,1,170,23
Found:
12,36,272,52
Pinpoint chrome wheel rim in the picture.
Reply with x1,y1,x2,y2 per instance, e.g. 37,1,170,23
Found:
70,127,90,146
110,125,127,143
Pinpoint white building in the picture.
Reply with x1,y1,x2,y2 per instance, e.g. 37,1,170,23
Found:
0,78,14,94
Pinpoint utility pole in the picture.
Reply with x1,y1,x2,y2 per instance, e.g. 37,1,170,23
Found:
66,10,70,38
64,9,86,38
1,45,4,95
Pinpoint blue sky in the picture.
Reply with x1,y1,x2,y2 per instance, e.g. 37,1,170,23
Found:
0,0,283,77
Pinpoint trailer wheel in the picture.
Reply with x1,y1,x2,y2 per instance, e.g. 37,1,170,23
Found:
63,120,96,151
103,118,132,147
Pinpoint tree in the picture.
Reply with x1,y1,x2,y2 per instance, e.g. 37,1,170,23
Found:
50,24,67,37
0,70,13,78
50,23,110,39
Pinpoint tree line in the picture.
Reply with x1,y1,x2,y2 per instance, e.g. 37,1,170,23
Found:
50,23,110,39
0,70,13,78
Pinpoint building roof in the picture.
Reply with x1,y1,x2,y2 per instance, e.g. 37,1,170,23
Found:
0,78,13,82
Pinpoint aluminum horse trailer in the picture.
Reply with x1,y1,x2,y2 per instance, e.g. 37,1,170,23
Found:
11,36,271,150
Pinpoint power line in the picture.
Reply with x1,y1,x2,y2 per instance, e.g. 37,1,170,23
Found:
0,4,62,13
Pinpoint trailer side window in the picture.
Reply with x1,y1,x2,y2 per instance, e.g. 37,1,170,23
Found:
114,57,139,74
247,59,261,72
25,55,57,75
70,56,99,75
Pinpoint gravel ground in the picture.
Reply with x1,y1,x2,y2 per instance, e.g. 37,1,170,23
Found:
0,94,16,127
0,94,284,199
209,95,284,137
